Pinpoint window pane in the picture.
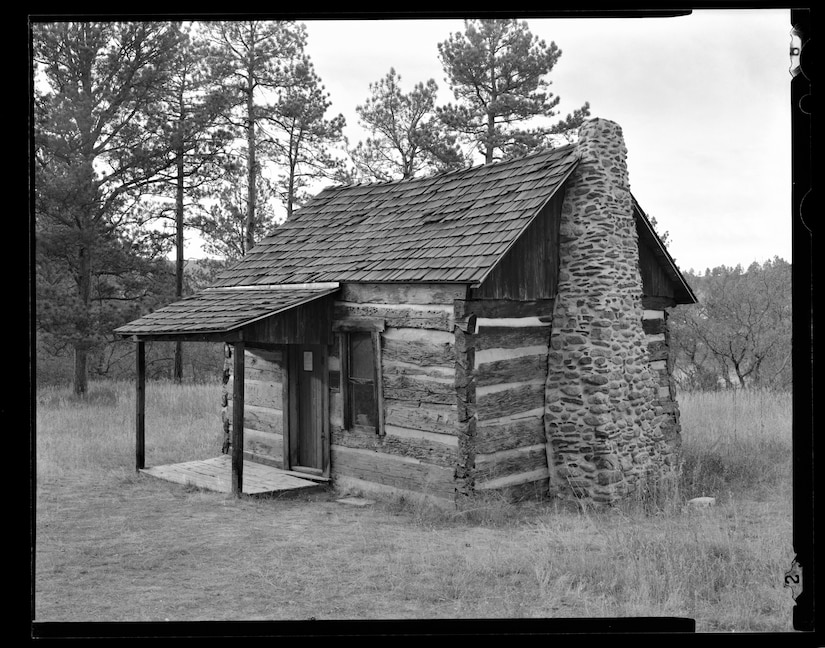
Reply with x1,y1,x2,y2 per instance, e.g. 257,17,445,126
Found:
349,332,374,381
329,370,340,391
350,383,376,427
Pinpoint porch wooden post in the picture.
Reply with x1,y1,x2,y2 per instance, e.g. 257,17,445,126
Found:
232,340,245,496
135,339,145,471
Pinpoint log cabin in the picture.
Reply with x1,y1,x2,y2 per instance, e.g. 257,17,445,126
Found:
116,118,696,504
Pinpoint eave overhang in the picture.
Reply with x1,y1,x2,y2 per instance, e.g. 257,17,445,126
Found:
114,284,340,341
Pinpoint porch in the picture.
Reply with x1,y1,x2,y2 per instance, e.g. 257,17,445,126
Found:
114,283,340,497
140,455,328,496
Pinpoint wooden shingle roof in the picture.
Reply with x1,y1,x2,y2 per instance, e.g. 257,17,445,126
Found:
114,285,339,337
211,145,580,287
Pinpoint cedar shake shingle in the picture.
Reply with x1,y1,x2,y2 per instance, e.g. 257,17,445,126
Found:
211,146,580,288
114,286,338,336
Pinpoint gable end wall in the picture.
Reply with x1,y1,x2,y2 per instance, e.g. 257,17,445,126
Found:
473,191,564,301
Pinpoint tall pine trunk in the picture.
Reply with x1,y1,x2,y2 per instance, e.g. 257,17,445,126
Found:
286,144,297,220
485,47,496,164
73,244,91,396
244,25,257,254
73,346,88,396
173,140,185,383
485,114,495,164
245,109,256,252
484,65,497,164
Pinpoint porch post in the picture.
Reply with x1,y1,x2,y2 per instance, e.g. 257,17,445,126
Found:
232,339,245,496
135,339,145,471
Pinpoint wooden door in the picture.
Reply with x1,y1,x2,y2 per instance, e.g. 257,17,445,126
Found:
288,344,326,474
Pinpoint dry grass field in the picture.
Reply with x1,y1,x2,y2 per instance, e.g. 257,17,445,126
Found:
32,380,795,632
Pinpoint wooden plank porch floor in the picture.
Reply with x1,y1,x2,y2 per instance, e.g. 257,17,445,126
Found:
140,455,326,495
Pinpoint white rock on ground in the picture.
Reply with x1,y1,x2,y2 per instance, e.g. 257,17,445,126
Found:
687,496,716,508
336,497,376,507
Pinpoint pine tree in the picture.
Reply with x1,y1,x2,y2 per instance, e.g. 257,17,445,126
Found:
202,20,306,252
192,161,281,261
150,22,233,382
437,19,590,163
34,21,182,395
266,55,347,219
350,68,465,182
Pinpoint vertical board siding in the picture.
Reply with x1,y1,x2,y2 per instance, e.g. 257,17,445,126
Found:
473,193,563,301
638,237,676,300
244,295,334,345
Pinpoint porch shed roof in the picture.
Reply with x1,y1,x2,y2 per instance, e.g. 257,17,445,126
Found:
114,284,339,338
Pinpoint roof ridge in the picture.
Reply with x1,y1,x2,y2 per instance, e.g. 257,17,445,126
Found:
320,143,578,194
206,282,340,291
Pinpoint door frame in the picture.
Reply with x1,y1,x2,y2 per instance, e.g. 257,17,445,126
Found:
284,344,330,478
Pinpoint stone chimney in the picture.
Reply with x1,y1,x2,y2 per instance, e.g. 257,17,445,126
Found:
544,118,674,504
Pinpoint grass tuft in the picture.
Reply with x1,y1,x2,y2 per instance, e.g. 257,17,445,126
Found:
676,389,792,501
35,379,224,482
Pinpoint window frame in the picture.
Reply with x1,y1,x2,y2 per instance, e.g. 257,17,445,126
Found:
338,323,385,436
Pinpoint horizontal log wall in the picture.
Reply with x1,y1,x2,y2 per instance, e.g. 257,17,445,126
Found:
330,284,463,499
637,258,682,449
462,300,554,500
333,302,455,331
224,346,286,468
330,446,456,500
642,307,682,446
340,283,467,305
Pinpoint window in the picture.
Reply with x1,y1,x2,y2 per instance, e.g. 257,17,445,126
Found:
342,330,384,434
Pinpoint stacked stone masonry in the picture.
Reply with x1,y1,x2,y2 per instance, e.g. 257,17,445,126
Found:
544,118,677,504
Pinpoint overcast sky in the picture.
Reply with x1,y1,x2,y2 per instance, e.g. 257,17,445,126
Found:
300,9,793,274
